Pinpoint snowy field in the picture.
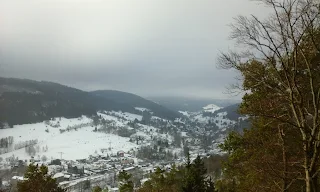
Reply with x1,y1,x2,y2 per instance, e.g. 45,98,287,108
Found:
99,111,143,123
202,104,221,113
0,116,138,161
191,111,236,129
0,105,236,163
178,111,190,117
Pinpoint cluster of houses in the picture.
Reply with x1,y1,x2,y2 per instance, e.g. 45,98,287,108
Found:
5,149,179,192
7,148,183,192
48,150,136,192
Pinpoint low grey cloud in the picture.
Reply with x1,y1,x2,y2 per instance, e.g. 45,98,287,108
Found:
0,0,268,99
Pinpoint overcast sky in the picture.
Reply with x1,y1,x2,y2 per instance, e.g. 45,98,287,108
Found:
0,0,268,99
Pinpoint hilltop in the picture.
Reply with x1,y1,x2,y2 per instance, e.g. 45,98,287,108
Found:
0,77,180,127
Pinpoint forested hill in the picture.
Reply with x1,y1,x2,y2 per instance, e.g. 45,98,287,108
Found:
212,104,241,121
91,90,181,121
149,96,239,112
0,77,180,127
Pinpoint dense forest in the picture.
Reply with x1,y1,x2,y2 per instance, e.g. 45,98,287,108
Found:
0,78,180,127
215,0,320,191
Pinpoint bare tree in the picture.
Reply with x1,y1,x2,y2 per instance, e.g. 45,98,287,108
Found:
219,0,320,191
41,155,47,162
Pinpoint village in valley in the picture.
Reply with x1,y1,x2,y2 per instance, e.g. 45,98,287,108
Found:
0,105,245,192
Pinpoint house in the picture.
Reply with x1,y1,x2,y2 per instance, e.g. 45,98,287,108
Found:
101,148,109,153
67,164,84,175
117,150,125,157
110,187,119,192
120,158,134,165
11,176,24,190
11,176,24,181
76,159,87,163
64,174,71,180
123,166,136,174
53,172,65,183
50,159,62,165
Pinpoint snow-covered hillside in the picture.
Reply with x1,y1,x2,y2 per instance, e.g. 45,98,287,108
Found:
178,111,190,117
203,104,221,113
0,108,182,164
135,107,150,112
191,111,236,128
178,103,221,118
0,116,138,161
0,103,243,167
178,104,235,128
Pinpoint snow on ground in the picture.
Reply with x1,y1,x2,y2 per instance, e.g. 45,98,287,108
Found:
151,116,166,121
50,116,92,128
134,107,150,112
190,111,236,128
114,111,143,121
178,111,190,117
239,115,250,121
132,124,173,144
0,106,236,163
98,112,120,122
98,112,127,127
181,132,188,137
193,114,210,124
212,112,236,129
174,118,185,124
139,124,159,133
101,111,142,122
0,117,138,161
203,104,221,113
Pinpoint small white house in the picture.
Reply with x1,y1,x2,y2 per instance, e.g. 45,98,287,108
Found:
110,187,119,192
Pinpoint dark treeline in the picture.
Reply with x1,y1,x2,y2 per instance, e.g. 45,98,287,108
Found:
0,78,180,128
0,136,13,148
120,154,218,192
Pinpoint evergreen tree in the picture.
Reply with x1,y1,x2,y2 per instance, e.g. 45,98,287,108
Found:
139,155,215,192
118,170,134,192
182,156,208,192
92,186,102,192
17,164,66,192
138,166,183,192
83,180,91,190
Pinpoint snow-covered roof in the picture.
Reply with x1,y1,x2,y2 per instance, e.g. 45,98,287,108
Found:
123,166,135,171
141,178,150,184
2,180,9,186
203,104,221,113
181,132,188,137
178,111,190,117
12,176,24,181
53,172,64,178
135,107,150,112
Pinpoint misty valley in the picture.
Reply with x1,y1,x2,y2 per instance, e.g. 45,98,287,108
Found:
1,0,320,191
0,77,245,192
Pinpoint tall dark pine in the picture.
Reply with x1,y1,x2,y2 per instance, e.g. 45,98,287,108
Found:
17,164,66,192
182,155,211,192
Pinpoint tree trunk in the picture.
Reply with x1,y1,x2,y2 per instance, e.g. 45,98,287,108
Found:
306,169,312,192
279,127,288,191
312,175,318,192
304,142,319,192
304,142,312,192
